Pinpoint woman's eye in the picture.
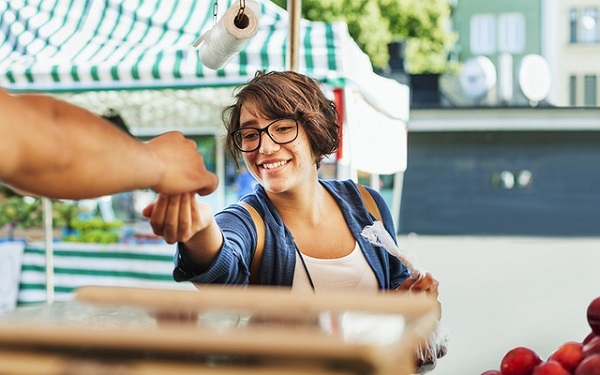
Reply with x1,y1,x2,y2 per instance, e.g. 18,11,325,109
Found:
242,132,259,140
275,126,292,133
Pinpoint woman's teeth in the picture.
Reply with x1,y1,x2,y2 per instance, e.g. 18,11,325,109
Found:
262,160,287,169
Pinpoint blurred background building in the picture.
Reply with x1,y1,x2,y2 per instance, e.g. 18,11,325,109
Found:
391,0,600,236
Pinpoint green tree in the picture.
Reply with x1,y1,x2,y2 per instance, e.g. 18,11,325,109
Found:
272,0,457,73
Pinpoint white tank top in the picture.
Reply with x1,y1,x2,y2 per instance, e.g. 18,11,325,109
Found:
291,241,379,293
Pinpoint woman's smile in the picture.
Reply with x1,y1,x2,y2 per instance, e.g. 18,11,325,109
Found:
260,159,289,170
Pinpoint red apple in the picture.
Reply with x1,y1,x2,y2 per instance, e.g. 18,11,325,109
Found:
481,371,502,375
501,347,543,375
548,341,584,373
583,335,600,357
588,297,600,335
583,332,597,345
532,361,570,375
574,354,600,375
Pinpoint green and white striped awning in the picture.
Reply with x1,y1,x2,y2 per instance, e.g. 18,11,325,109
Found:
0,0,349,92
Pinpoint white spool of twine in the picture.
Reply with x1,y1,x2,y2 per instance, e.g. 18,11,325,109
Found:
192,0,260,70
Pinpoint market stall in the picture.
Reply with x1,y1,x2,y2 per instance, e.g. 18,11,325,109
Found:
0,0,410,306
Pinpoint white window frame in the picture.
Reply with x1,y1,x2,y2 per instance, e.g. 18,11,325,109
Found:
498,13,525,53
470,14,496,54
581,8,599,43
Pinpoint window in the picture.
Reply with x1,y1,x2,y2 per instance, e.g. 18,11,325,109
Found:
584,75,597,106
581,8,599,43
570,7,600,43
498,13,525,53
570,9,578,43
471,14,496,54
569,75,577,106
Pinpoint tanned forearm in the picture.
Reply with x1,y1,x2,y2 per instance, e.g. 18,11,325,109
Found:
1,91,164,198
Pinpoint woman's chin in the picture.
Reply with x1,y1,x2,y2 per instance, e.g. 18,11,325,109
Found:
260,179,290,194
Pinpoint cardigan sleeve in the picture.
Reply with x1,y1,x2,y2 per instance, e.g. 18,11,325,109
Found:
173,204,257,284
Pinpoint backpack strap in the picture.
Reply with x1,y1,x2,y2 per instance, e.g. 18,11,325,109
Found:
240,183,380,284
239,201,265,284
355,183,382,222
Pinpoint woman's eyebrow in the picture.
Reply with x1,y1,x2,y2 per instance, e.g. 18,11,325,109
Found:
240,119,259,128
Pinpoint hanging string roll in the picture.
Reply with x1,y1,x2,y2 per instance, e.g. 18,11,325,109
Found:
192,0,260,70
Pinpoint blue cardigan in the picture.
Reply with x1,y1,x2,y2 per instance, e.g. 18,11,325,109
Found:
174,179,410,290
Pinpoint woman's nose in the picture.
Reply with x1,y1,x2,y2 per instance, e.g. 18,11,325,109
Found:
259,132,280,155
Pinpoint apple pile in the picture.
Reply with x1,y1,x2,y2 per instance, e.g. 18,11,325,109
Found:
481,296,600,375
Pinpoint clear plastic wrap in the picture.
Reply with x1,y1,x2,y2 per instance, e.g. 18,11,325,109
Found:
361,221,451,373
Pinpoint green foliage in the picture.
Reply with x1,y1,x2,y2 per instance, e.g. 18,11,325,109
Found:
271,0,457,73
0,185,121,243
0,185,43,240
0,195,43,229
52,201,80,229
62,217,122,244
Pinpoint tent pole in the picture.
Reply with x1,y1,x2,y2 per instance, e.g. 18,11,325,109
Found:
43,198,54,305
391,171,405,233
286,0,301,71
215,133,225,210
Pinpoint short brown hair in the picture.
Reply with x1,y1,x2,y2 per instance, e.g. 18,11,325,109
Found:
223,71,340,168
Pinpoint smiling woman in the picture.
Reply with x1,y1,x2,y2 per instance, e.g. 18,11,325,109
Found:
140,71,443,373
141,70,442,371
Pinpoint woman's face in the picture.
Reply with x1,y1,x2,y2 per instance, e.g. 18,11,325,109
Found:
239,104,316,194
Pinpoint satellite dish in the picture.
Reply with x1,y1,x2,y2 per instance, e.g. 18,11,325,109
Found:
517,54,551,104
458,56,497,101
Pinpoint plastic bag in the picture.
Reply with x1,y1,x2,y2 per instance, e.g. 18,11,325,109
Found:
361,221,451,373
361,221,427,281
414,320,451,373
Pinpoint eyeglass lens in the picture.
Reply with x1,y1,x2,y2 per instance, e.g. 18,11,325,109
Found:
234,118,298,152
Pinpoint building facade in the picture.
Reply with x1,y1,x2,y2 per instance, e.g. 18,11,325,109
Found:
449,0,544,106
544,0,600,107
448,0,600,107
385,1,600,236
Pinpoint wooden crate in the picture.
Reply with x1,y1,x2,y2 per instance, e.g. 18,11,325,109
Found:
0,285,440,375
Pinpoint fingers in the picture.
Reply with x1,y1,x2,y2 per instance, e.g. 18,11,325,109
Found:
146,192,202,244
396,272,440,298
147,132,219,195
196,172,219,196
177,192,199,242
412,273,439,296
162,194,183,244
142,202,155,218
148,193,170,238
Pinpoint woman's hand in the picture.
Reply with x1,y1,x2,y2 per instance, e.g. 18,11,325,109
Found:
142,192,214,244
396,272,440,298
396,272,442,322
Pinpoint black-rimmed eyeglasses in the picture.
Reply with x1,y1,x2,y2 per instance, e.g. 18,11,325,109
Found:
232,118,299,152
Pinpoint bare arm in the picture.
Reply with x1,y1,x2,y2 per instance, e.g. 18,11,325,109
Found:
0,88,218,199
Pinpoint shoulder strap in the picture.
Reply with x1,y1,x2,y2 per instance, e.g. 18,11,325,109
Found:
239,201,265,284
356,183,383,222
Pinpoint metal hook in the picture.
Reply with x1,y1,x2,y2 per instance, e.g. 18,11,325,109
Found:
235,0,246,23
212,0,219,26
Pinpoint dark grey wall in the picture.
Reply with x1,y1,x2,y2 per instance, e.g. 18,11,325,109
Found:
399,131,600,236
